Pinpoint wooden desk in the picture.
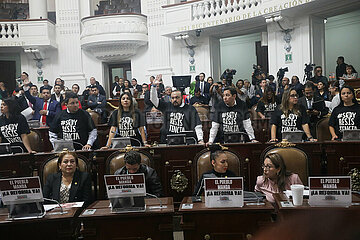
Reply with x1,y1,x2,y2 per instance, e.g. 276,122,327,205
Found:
0,207,81,240
79,197,174,240
273,193,360,221
179,196,273,240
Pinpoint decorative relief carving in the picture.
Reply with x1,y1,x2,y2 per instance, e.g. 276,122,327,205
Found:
170,170,188,192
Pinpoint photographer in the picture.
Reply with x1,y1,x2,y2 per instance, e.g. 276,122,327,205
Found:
235,79,248,102
221,69,236,87
209,82,223,118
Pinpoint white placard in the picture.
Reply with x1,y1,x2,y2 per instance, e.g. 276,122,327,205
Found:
0,176,43,205
104,174,146,198
309,176,351,207
204,177,243,208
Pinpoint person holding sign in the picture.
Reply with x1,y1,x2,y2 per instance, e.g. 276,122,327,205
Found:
114,151,163,197
43,151,92,207
0,98,34,153
255,153,302,202
193,146,237,196
102,92,149,148
329,85,360,140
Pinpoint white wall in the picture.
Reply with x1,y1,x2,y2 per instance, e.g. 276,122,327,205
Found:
325,10,360,76
220,33,260,81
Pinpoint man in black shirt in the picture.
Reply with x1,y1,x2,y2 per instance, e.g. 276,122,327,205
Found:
149,81,204,144
336,56,347,80
310,66,328,87
49,92,97,150
190,87,209,105
207,87,257,145
114,151,162,197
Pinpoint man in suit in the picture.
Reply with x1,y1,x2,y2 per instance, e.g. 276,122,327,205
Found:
131,78,142,95
298,82,328,137
24,83,61,127
87,85,107,123
83,77,106,100
195,72,210,102
51,84,64,103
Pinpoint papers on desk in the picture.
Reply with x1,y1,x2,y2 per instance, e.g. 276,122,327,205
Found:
181,203,193,209
285,190,309,199
44,201,84,211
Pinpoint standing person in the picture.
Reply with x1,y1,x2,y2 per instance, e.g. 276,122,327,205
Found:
329,85,360,140
195,72,211,102
255,79,268,102
40,79,52,93
29,85,39,97
138,83,148,99
83,77,106,99
270,88,315,142
207,76,214,86
103,92,148,148
277,77,290,101
49,92,97,150
235,79,248,102
336,56,347,80
131,78,142,95
112,77,124,98
0,98,34,153
162,86,172,103
87,86,107,123
244,79,256,107
310,66,328,87
123,80,133,95
207,87,257,144
190,87,209,105
43,151,93,207
149,81,204,144
51,84,64,103
0,82,8,99
256,87,277,119
290,75,304,98
328,81,340,113
255,152,302,202
209,82,223,119
267,75,276,92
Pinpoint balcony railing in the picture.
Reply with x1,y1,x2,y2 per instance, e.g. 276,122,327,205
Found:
0,19,56,48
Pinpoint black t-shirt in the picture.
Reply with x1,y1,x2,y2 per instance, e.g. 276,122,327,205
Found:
157,100,201,142
108,109,145,146
329,104,360,139
270,105,309,140
256,101,277,115
50,109,95,148
0,114,30,144
212,100,250,141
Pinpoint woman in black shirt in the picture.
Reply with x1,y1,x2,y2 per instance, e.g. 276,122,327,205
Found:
270,88,315,142
103,92,149,148
256,87,277,119
329,85,360,140
0,98,33,153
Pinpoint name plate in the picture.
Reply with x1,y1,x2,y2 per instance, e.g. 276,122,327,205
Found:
104,174,146,198
204,177,243,208
309,176,351,207
0,177,43,205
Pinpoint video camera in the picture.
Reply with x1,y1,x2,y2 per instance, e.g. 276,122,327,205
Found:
304,63,315,81
221,69,236,86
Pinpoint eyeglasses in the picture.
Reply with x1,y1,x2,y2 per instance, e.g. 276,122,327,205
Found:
290,94,298,98
262,164,275,170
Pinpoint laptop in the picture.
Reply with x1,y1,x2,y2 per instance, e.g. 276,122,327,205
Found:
109,196,146,213
281,131,303,143
53,139,75,152
342,129,360,141
224,132,247,143
111,137,132,149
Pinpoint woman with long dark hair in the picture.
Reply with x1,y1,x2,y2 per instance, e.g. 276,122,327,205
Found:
103,92,149,148
0,98,34,153
329,85,360,140
270,88,315,142
255,153,303,202
256,87,277,119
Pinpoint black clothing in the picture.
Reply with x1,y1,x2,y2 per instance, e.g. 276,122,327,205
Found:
212,99,251,142
40,85,52,93
190,95,209,105
156,100,201,143
83,81,106,100
270,105,309,141
329,104,360,139
256,101,277,117
291,82,304,98
310,76,328,87
114,164,163,197
43,170,93,208
336,63,347,80
108,109,145,146
50,109,96,150
51,93,64,104
0,114,30,152
193,169,236,196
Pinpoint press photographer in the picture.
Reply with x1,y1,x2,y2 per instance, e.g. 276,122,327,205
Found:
221,69,237,87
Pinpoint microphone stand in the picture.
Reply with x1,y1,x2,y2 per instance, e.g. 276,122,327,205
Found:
145,193,166,209
244,191,265,206
43,198,67,215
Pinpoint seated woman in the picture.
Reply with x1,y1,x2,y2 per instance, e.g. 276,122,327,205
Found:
340,65,358,80
255,152,303,202
193,146,237,196
43,151,92,207
329,85,360,140
0,98,34,153
270,88,316,142
103,92,149,148
256,87,277,119
317,81,330,101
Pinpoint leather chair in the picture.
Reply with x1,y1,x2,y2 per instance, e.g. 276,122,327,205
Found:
193,104,210,121
261,142,309,185
106,149,153,175
88,110,101,125
40,154,89,184
316,117,331,142
28,130,42,152
194,148,242,182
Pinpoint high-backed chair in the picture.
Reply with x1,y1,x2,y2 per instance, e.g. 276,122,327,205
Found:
106,148,153,175
260,141,309,185
193,147,242,182
193,104,210,121
316,117,331,142
28,130,42,152
88,110,101,125
40,153,89,184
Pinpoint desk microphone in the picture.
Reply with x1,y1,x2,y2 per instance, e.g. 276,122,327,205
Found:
146,193,165,209
244,191,265,206
43,198,67,215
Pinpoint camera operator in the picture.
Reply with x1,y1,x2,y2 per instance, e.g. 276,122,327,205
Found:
235,79,248,102
221,69,236,87
310,66,328,87
267,75,276,92
209,81,223,119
